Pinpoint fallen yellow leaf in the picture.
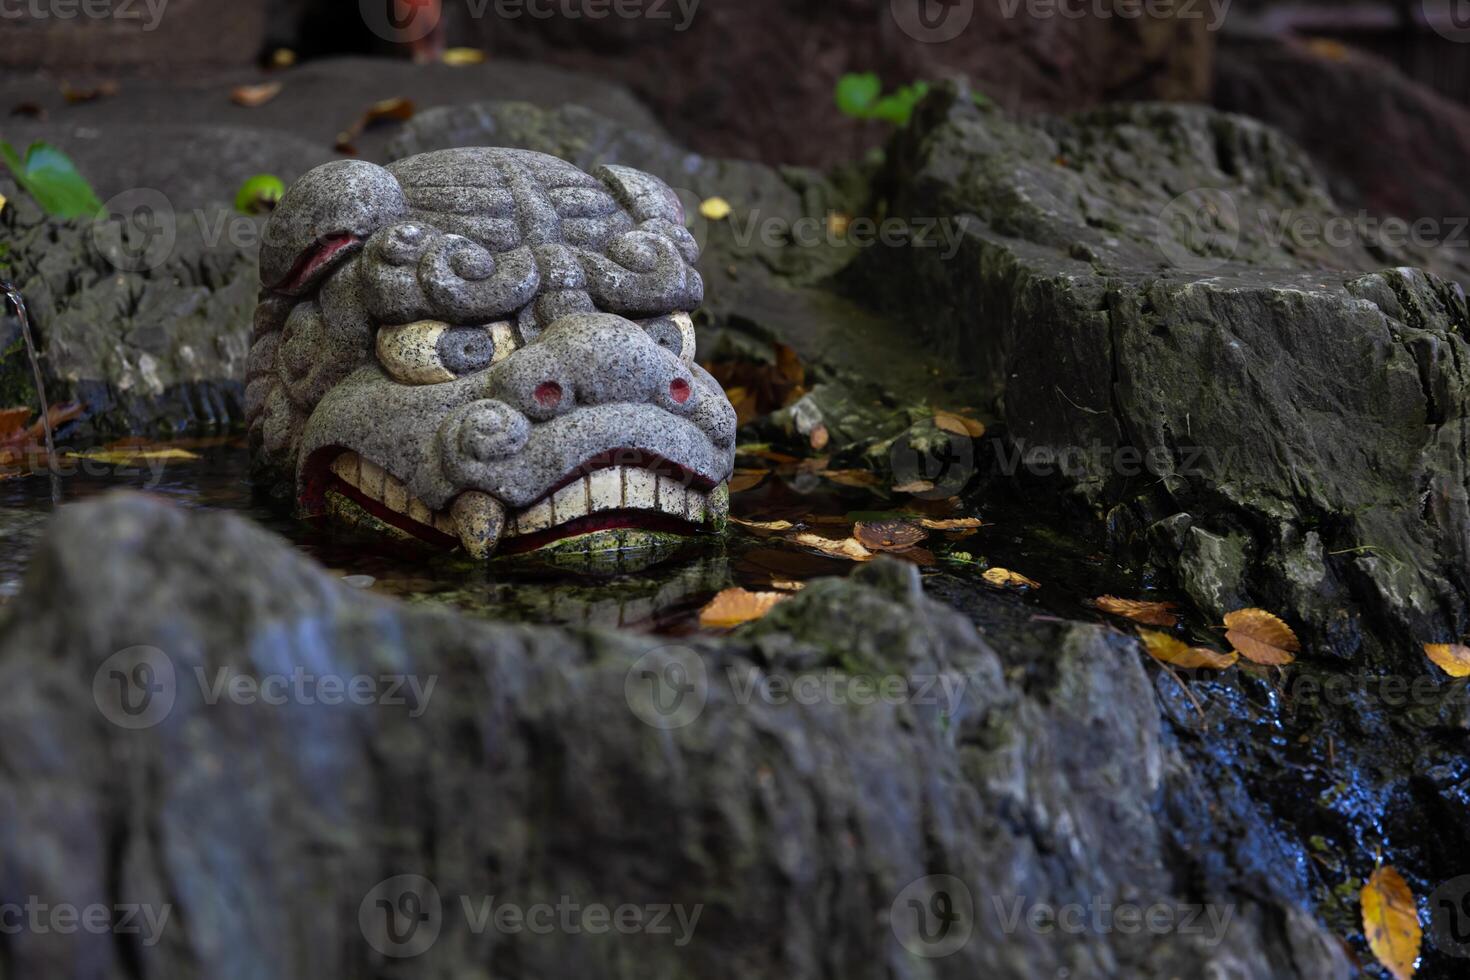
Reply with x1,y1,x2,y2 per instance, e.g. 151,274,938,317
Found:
0,192,8,213
66,446,200,465
729,516,795,532
788,532,873,562
1137,630,1237,670
982,567,1040,590
1362,864,1420,980
823,469,882,489
269,48,297,69
727,469,767,493
699,587,787,628
231,82,282,108
441,47,487,65
1423,642,1470,678
1094,595,1179,627
700,196,732,221
1223,608,1300,665
827,212,852,237
893,480,936,494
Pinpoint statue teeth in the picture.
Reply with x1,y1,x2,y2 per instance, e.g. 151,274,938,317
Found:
518,497,553,535
552,480,589,524
588,468,621,513
622,467,657,509
331,452,361,487
382,474,408,514
358,459,386,501
451,491,506,560
656,475,685,516
409,499,433,525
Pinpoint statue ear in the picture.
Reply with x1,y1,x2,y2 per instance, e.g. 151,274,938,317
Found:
594,164,686,227
260,161,407,295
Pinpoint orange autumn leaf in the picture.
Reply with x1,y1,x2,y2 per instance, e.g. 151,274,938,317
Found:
699,588,788,628
854,519,928,552
1361,865,1420,980
1223,608,1300,666
982,567,1040,590
787,532,873,562
934,411,985,439
335,97,416,154
1423,642,1470,678
231,82,282,107
1137,630,1237,670
1093,595,1180,627
823,469,882,489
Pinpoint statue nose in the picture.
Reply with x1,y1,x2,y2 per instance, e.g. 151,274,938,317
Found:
489,314,699,420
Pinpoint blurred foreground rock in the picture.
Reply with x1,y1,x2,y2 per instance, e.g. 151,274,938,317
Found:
0,493,1350,979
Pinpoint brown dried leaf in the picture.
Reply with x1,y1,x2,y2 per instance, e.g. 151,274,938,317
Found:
854,519,929,552
1423,642,1470,678
335,97,416,154
934,411,985,438
727,469,768,494
913,517,985,531
1093,595,1180,627
1223,608,1300,665
0,407,30,439
982,567,1040,590
1361,865,1420,980
823,469,882,489
1137,630,1237,670
61,80,118,104
730,516,795,532
893,479,936,494
10,102,45,120
699,588,788,628
788,532,874,562
231,82,283,107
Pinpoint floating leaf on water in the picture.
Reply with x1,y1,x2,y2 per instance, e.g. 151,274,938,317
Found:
1423,642,1470,678
441,47,486,65
231,82,283,107
1093,595,1180,627
788,532,873,562
982,567,1040,590
893,479,936,494
768,579,805,592
699,587,787,628
854,519,928,552
934,411,985,438
1137,630,1237,670
913,517,985,531
823,469,882,489
730,516,795,532
727,469,768,494
1361,864,1420,980
699,196,732,221
1223,608,1300,665
809,424,830,451
67,445,201,466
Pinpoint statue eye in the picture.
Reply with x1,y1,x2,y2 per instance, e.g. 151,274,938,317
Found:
376,320,519,385
641,312,696,363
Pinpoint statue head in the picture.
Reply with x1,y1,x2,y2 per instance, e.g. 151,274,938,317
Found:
246,149,736,562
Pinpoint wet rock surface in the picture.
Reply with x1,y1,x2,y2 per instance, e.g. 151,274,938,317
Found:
0,493,1351,979
4,66,1470,976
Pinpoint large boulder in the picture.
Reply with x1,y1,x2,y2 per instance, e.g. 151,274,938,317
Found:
0,492,1350,978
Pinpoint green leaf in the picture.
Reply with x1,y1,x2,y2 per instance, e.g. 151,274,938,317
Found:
834,72,882,118
0,141,103,218
235,174,286,215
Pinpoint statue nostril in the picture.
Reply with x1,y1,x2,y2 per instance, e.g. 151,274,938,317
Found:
534,381,564,409
669,378,692,405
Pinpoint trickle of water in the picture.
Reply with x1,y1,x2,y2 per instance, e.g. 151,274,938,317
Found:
1,279,60,505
